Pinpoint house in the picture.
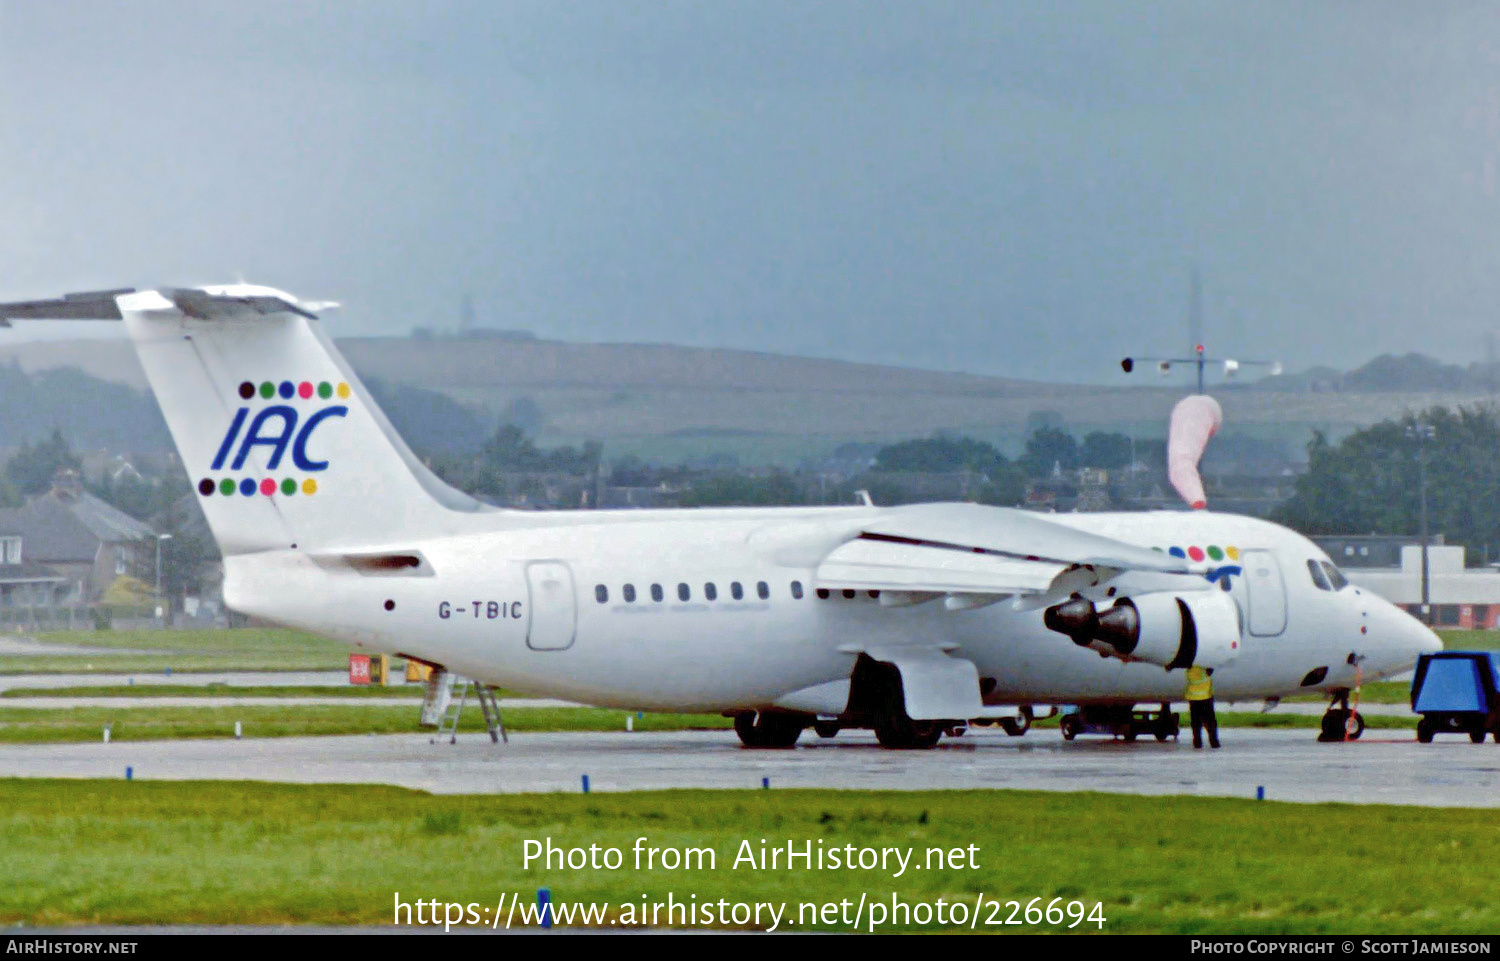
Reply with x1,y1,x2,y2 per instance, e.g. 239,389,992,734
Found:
0,518,69,611
0,472,154,605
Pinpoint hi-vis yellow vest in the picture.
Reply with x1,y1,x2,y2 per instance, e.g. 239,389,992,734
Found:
1184,666,1213,702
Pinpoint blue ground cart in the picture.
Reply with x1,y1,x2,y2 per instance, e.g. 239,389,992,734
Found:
1411,651,1500,743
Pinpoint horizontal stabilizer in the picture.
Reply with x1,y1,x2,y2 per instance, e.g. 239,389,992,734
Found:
0,289,135,324
160,287,326,321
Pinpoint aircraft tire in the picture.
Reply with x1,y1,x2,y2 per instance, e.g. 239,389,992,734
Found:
1060,715,1080,741
813,720,840,739
999,715,1030,737
1471,729,1487,743
874,716,943,750
1346,711,1365,741
1417,719,1434,743
734,711,804,749
1318,709,1347,742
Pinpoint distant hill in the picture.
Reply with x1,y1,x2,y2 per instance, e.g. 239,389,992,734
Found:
0,338,1495,465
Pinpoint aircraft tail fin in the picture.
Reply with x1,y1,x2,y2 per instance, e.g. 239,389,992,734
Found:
0,285,498,555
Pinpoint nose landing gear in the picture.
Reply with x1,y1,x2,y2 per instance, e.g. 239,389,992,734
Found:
1317,689,1365,742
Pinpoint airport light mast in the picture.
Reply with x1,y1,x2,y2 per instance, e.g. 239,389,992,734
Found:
1119,268,1282,392
1407,422,1436,625
1119,344,1282,393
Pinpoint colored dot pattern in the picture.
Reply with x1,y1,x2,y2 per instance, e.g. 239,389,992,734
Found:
205,378,351,498
200,475,319,498
235,380,347,404
1159,544,1241,564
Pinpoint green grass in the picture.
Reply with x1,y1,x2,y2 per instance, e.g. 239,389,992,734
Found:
0,704,1411,745
0,705,730,743
1,684,430,699
1285,681,1408,705
0,781,1496,932
0,628,353,674
1437,629,1500,651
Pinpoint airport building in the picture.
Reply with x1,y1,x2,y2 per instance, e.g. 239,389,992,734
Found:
1313,535,1500,629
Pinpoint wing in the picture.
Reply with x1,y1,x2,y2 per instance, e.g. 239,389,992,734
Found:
792,503,1208,719
813,502,1193,610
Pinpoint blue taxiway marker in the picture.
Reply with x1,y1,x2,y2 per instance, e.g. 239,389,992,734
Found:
581,774,590,794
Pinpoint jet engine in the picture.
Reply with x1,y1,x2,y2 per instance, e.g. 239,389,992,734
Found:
1043,591,1241,670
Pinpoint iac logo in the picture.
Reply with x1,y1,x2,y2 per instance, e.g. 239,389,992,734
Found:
196,379,350,499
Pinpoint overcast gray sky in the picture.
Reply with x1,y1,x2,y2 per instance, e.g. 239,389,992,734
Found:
2,1,1498,383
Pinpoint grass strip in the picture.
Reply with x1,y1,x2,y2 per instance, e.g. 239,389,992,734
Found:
0,704,1418,745
0,781,1496,932
0,685,430,699
0,705,730,743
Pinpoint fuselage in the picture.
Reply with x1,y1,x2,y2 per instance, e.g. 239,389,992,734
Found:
224,505,1441,713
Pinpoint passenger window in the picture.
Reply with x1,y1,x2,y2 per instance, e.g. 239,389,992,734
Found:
623,583,636,603
704,582,717,601
791,580,803,599
651,583,664,602
1306,559,1331,591
1321,561,1349,591
817,588,830,599
678,582,690,601
595,584,608,604
842,589,856,599
731,581,743,600
757,581,769,600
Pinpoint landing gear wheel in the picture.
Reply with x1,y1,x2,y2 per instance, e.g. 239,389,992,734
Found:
734,711,804,749
1417,718,1435,743
1471,729,1487,743
1060,714,1081,741
813,720,840,739
1318,709,1349,742
1345,711,1365,741
999,712,1031,737
1122,728,1138,743
874,716,944,750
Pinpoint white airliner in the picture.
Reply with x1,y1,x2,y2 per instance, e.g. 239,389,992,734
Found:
0,285,1441,748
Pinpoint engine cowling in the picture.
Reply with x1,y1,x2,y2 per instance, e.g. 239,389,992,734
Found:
1043,591,1242,670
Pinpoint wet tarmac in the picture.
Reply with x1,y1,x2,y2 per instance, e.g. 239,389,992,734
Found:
0,727,1492,807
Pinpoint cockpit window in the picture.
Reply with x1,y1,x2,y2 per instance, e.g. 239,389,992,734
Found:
1306,559,1331,591
1320,561,1349,591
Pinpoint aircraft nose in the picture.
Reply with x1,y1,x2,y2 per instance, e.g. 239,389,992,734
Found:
1367,596,1442,669
1411,618,1444,655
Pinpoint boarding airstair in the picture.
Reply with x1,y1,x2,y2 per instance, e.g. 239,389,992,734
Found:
422,669,508,745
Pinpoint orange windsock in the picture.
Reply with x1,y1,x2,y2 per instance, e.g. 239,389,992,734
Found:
1167,395,1222,509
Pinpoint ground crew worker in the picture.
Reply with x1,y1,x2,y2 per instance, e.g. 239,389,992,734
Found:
1185,665,1219,749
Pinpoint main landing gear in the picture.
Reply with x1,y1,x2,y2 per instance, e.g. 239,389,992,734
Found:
1317,690,1364,742
733,710,807,749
